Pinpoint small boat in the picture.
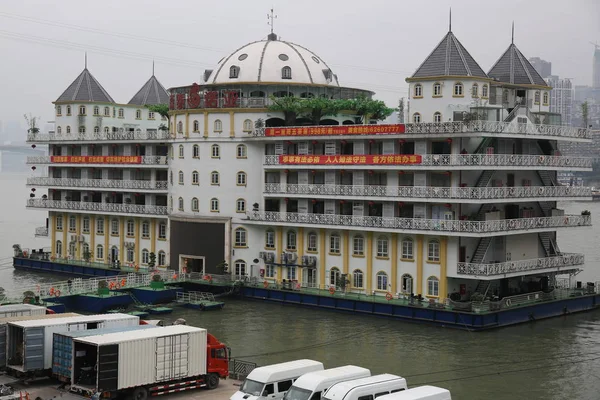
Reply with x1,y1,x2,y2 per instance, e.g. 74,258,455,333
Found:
147,306,173,315
175,291,225,311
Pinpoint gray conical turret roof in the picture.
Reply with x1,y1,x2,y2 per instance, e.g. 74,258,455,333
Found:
488,44,549,87
128,75,169,106
55,68,115,103
410,31,488,79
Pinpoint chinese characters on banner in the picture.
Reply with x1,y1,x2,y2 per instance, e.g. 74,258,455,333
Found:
266,124,406,137
279,154,422,165
169,85,241,110
50,156,142,164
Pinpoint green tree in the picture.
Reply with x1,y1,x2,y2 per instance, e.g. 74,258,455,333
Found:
298,97,342,125
82,249,93,263
341,97,395,123
147,104,170,122
268,96,302,126
24,113,40,134
582,101,589,128
148,252,156,270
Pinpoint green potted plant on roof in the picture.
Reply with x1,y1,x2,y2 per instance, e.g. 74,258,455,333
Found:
23,290,36,305
82,248,93,263
148,252,156,270
97,280,109,296
150,273,164,290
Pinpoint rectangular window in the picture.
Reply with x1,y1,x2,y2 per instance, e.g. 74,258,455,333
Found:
266,264,275,278
277,380,293,392
428,279,439,297
287,267,297,280
353,236,364,256
428,242,440,262
126,221,134,237
402,240,414,259
96,218,104,234
142,223,150,238
265,231,275,249
82,218,90,234
111,220,119,235
148,111,155,119
307,234,317,252
96,246,104,260
377,238,388,258
56,215,63,231
330,235,340,254
159,223,167,239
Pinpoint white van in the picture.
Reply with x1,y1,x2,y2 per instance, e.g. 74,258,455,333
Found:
283,365,371,400
322,374,407,400
376,386,451,400
231,359,324,400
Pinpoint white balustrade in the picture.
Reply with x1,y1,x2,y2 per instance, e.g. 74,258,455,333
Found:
27,199,169,215
27,177,168,190
27,130,171,142
263,183,592,200
246,211,591,235
26,156,168,165
457,253,585,276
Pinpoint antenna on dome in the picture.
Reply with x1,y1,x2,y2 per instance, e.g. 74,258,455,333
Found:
85,52,87,69
152,60,155,76
511,21,515,44
267,8,278,40
449,8,452,32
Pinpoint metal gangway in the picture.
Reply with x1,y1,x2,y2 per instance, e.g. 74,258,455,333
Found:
176,291,216,304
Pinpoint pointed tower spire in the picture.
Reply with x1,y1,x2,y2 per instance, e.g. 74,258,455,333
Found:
449,8,452,32
152,60,155,76
511,21,515,44
84,52,87,69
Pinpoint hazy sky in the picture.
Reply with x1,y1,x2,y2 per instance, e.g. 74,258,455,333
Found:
1,0,598,130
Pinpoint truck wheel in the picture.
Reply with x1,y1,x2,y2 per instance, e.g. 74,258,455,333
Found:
206,373,220,390
133,387,148,400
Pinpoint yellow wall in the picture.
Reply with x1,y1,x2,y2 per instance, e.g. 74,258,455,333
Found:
90,216,96,260
62,213,67,258
319,229,326,288
276,227,283,282
150,219,156,255
439,236,448,300
229,111,235,137
75,215,81,259
342,231,349,275
119,218,125,264
50,214,56,258
104,216,109,262
366,232,373,293
135,218,141,264
391,233,398,294
297,228,304,283
185,112,189,139
203,111,209,138
416,235,424,296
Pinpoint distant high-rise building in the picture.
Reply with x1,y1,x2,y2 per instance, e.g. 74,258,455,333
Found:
529,57,552,78
546,75,574,126
593,46,600,89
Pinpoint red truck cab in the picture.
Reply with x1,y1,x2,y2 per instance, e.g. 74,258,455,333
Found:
207,333,229,380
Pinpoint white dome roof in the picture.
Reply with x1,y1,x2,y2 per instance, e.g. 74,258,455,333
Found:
205,35,340,86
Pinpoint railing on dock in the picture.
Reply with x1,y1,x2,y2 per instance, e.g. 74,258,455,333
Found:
176,291,217,303
229,359,258,380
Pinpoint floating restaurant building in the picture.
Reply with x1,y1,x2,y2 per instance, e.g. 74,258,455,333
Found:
167,26,593,303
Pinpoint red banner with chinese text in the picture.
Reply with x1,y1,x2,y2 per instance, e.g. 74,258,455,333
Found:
50,156,142,164
265,124,406,137
279,154,422,165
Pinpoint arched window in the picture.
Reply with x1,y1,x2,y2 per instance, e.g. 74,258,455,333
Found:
66,105,72,116
211,144,220,158
427,276,439,296
534,91,541,104
79,105,86,115
414,84,423,97
56,105,62,116
214,119,222,132
433,112,442,123
543,92,549,105
234,228,248,247
178,144,184,158
142,221,150,238
158,222,167,239
433,82,442,96
66,126,71,134
236,144,247,158
229,65,240,78
352,269,364,288
57,126,62,135
178,197,184,211
236,198,246,213
210,198,219,212
141,249,149,264
126,247,134,263
482,84,489,98
94,126,100,134
376,236,389,258
401,238,414,260
93,106,99,115
69,215,76,232
136,109,142,119
158,251,166,266
502,90,509,104
193,144,200,158
82,216,90,233
353,235,364,256
329,233,341,254
453,82,464,96
193,120,199,132
286,230,297,250
330,267,341,287
401,274,413,293
79,126,86,134
265,230,275,249
234,260,246,276
192,170,199,185
471,83,479,97
104,126,109,134
236,171,247,186
104,106,110,116
191,197,199,211
118,108,124,118
282,66,292,79
307,232,318,252
126,220,134,236
178,171,184,185
428,240,440,262
211,171,220,185
96,244,104,260
56,240,63,256
412,113,421,124
243,119,253,132
177,121,183,133
376,271,389,291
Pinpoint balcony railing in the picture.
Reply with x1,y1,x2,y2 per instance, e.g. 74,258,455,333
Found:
27,130,171,143
263,154,592,169
26,199,168,216
27,177,168,191
26,156,168,165
34,226,48,237
245,211,591,236
252,121,591,140
263,183,592,200
457,253,584,276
